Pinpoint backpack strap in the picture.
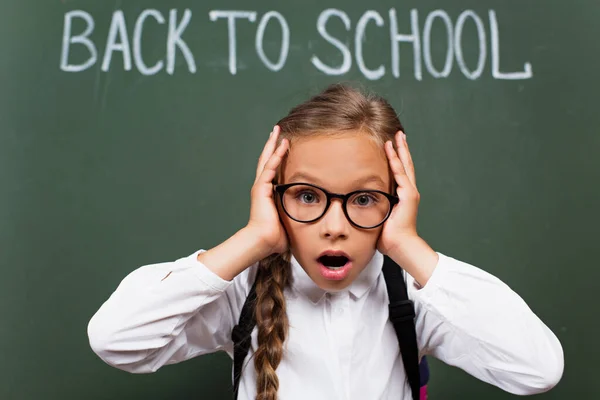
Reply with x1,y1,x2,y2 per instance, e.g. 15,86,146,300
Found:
382,255,421,400
231,275,259,399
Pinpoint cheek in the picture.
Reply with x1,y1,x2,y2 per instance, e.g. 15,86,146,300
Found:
281,219,321,258
360,226,383,244
280,215,294,240
278,210,304,248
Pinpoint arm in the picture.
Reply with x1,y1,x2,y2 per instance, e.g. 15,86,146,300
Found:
88,128,289,373
405,252,564,395
87,228,267,373
381,133,563,394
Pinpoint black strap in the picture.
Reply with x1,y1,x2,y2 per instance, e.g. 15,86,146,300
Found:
231,276,258,399
231,258,421,400
382,255,420,400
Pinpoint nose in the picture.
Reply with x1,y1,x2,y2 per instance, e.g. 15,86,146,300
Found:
319,199,350,240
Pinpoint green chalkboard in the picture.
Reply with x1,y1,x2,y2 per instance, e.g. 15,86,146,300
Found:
1,0,598,399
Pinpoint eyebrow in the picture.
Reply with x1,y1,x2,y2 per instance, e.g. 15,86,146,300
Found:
287,172,387,190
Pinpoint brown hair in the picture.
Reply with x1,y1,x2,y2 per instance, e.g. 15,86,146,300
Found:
252,83,404,400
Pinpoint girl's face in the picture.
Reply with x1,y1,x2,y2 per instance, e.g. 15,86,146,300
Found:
279,131,392,292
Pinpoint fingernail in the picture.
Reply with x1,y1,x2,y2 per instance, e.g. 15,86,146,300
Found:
402,133,407,141
270,131,274,138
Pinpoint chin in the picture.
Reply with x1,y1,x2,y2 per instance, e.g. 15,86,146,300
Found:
315,277,353,292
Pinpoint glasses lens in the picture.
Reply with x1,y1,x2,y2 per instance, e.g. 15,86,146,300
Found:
282,184,327,222
346,191,391,228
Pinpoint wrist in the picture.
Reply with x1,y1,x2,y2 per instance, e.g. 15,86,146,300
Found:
387,235,438,287
197,227,270,281
239,226,274,262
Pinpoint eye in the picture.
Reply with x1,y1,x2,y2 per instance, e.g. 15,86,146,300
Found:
296,190,319,204
352,193,378,207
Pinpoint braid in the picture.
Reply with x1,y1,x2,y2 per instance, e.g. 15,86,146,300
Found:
253,251,291,400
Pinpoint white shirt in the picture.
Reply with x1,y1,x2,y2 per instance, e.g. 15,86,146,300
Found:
88,250,564,399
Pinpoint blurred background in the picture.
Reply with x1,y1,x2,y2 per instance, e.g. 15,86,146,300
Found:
1,0,598,399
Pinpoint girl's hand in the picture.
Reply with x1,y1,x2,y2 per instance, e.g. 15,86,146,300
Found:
246,126,290,256
377,131,420,255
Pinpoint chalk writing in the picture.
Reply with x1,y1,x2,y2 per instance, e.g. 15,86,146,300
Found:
60,8,533,80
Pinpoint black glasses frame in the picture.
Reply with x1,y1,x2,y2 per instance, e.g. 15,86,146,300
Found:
274,182,399,229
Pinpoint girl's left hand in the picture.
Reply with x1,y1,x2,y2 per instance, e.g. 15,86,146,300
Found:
377,131,421,255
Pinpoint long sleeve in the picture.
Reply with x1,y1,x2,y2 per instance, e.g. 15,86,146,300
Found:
408,253,564,395
87,249,256,373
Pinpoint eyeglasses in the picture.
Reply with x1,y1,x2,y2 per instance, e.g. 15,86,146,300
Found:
274,183,399,229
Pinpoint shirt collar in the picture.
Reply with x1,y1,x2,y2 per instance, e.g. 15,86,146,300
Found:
289,251,384,304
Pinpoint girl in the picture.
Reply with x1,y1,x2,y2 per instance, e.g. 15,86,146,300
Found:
88,84,564,400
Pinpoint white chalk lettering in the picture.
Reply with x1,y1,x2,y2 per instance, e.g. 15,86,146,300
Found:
423,10,453,78
133,9,165,76
101,11,132,72
61,10,97,72
454,10,486,80
58,7,533,81
489,10,532,80
311,9,352,76
389,9,422,80
355,10,385,81
255,11,289,72
209,10,257,75
167,9,196,74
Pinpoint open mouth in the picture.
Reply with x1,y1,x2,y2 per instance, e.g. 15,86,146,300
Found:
318,255,350,269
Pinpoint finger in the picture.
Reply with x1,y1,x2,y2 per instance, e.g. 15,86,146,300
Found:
384,140,406,176
255,128,275,179
255,126,280,182
385,140,413,190
395,131,417,187
256,125,279,176
258,138,289,186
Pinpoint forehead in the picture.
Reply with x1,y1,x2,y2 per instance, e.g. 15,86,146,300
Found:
281,132,390,191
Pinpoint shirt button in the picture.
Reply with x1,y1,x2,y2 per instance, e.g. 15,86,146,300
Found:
337,308,344,314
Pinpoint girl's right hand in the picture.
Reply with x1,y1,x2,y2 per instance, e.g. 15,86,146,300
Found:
246,125,290,256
